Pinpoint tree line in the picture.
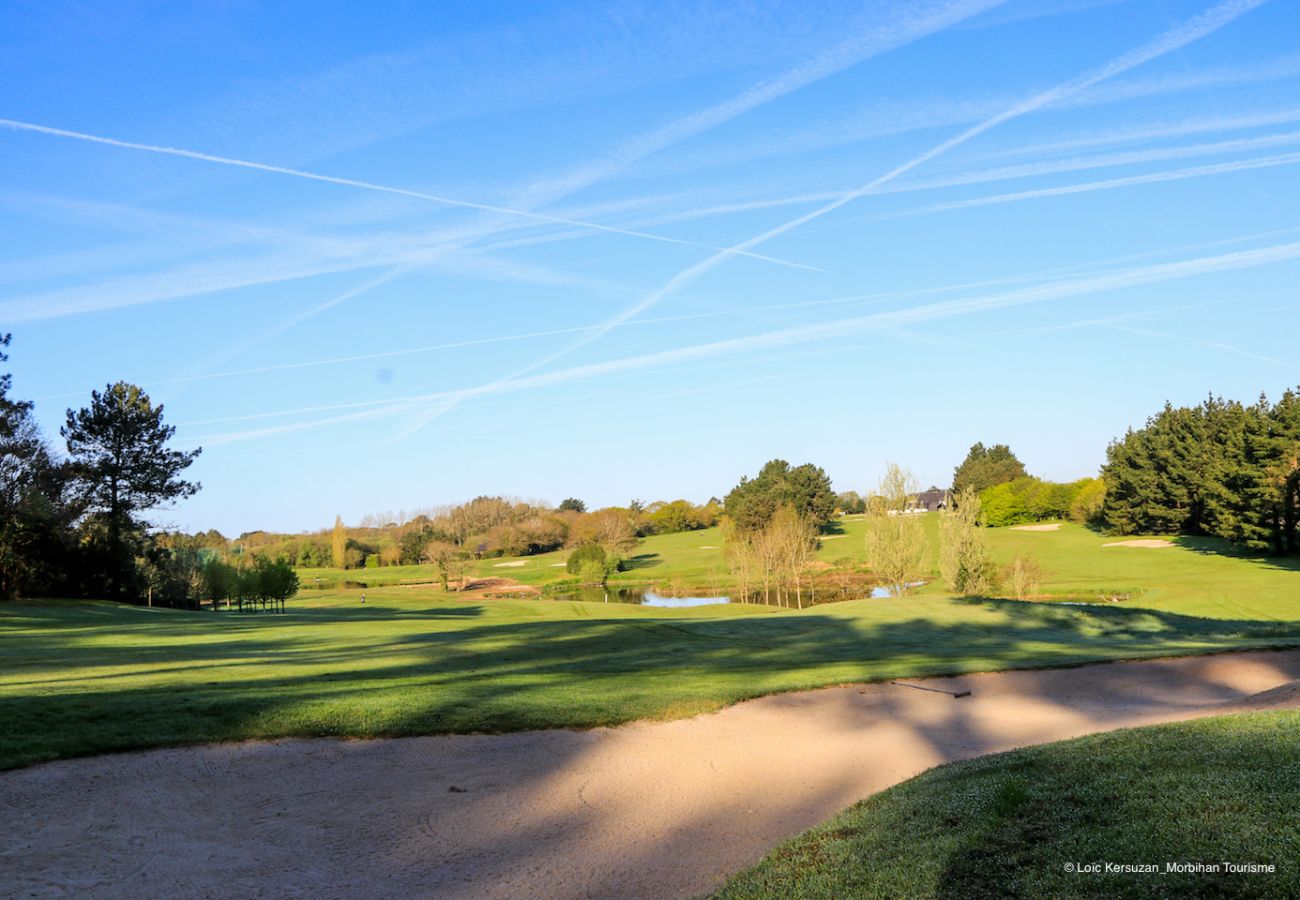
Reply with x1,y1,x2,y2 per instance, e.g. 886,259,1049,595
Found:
8,319,1295,613
1102,391,1300,554
0,335,217,606
224,495,725,574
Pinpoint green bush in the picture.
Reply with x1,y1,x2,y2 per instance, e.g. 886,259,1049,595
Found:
565,542,607,576
1070,476,1106,524
980,477,1099,527
576,560,608,585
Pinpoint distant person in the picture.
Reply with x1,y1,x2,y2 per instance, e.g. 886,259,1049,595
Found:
361,593,366,604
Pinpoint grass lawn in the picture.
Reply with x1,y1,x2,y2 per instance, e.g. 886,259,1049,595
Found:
300,519,1300,621
713,710,1300,899
3,580,1298,772
3,519,1298,772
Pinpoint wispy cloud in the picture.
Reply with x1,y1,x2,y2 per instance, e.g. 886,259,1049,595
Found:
824,149,1300,225
504,0,1012,207
628,47,1300,183
193,236,1300,447
0,118,819,274
402,0,1269,440
975,105,1300,161
0,233,631,324
522,129,1300,242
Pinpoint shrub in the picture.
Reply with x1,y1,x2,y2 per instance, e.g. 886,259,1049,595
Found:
566,542,607,576
1007,555,1042,601
576,560,608,586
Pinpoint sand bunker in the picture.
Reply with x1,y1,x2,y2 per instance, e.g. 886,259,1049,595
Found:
1103,539,1175,548
4,650,1298,899
1220,679,1300,711
493,560,527,568
1011,523,1061,532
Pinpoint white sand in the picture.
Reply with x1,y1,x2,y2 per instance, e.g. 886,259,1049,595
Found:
1103,539,1175,548
1011,523,1062,532
492,560,527,568
3,650,1297,899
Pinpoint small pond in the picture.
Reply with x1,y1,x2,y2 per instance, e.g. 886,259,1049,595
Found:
549,585,731,607
549,582,918,606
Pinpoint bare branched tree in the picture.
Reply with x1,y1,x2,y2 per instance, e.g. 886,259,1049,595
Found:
865,463,927,596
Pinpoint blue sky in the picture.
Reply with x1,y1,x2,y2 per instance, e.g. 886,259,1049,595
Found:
3,0,1299,536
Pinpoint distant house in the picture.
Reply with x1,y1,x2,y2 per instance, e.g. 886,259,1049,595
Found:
909,486,950,512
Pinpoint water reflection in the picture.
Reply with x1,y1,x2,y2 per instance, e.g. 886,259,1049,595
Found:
550,586,730,607
550,579,904,607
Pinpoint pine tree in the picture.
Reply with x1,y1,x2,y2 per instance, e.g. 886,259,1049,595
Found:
62,382,200,600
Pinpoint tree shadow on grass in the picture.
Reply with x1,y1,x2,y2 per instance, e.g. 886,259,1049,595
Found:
620,553,662,571
1172,534,1300,574
6,603,1300,897
6,597,1300,770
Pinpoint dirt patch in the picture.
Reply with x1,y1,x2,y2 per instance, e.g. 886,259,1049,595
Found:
1103,539,1175,548
1011,523,1061,532
456,577,540,597
5,650,1298,899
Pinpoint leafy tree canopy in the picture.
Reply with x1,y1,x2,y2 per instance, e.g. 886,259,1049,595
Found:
725,459,835,532
952,442,1027,495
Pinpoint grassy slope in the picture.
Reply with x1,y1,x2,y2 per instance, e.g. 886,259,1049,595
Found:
300,519,1300,621
714,711,1300,899
3,580,1298,772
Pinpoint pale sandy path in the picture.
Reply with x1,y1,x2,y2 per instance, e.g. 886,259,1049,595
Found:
3,650,1300,899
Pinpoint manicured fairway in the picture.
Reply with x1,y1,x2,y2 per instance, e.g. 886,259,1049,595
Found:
714,710,1300,899
3,582,1298,772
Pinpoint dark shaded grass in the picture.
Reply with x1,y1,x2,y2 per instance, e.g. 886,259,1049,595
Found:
3,593,1299,771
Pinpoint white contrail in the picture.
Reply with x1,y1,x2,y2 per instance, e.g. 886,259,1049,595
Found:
75,258,1106,400
195,237,1300,446
253,0,1008,357
507,0,1011,206
845,150,1300,222
1105,323,1290,366
69,1,1004,380
392,0,1271,438
978,105,1300,161
11,127,1295,324
92,222,1297,403
0,117,818,273
0,235,632,324
484,133,1300,251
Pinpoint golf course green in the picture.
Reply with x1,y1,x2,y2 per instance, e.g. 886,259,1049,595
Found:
3,522,1298,772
